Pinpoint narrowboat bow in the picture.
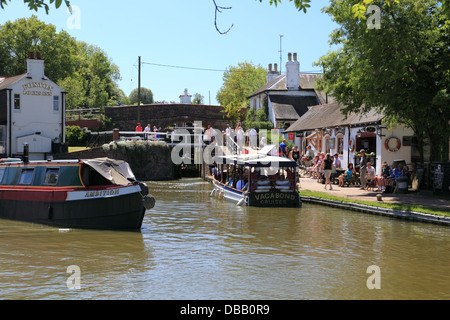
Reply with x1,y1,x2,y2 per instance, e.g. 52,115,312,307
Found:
0,157,155,230
211,146,301,207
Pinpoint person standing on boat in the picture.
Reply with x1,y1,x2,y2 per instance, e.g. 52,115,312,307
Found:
248,127,258,149
135,123,142,132
236,126,245,150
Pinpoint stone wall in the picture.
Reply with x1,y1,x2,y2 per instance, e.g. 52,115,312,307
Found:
54,144,175,181
105,103,247,131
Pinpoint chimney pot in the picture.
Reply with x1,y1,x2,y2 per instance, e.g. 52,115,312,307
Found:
36,52,41,59
274,64,278,72
293,53,297,61
268,64,272,71
29,52,35,59
288,52,292,61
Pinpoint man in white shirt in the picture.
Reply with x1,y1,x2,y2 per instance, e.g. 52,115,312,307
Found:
333,154,342,169
248,127,258,149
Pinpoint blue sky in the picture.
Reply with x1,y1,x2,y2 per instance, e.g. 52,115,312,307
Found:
1,0,338,105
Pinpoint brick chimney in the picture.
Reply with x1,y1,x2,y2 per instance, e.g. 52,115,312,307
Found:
285,52,300,90
27,51,45,79
267,63,279,83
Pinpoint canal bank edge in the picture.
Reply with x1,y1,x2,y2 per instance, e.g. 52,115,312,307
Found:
300,195,450,226
204,175,449,226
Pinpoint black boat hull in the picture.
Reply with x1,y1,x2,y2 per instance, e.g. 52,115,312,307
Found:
0,190,146,230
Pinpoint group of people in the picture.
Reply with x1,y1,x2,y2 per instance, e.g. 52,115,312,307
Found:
301,151,343,190
135,123,160,140
223,122,258,150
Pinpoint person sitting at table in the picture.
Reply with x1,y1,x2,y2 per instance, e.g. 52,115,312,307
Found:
364,162,376,190
338,163,356,187
307,155,320,178
376,161,390,191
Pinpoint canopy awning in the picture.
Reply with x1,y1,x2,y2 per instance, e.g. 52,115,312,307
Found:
82,158,136,186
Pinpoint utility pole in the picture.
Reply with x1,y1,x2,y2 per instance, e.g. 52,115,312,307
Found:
137,56,141,123
279,34,283,75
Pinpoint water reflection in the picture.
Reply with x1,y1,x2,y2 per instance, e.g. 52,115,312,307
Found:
0,178,448,300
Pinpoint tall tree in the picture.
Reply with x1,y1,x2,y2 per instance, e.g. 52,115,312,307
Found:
192,93,204,104
0,16,122,110
0,15,76,82
129,87,154,105
315,0,450,162
217,61,266,125
217,62,266,107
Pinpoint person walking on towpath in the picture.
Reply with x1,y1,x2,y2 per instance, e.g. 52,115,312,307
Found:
322,153,334,190
359,149,368,189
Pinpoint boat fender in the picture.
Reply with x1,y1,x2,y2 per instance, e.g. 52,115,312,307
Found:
219,191,224,200
237,199,245,206
139,182,149,196
210,189,216,197
142,194,155,210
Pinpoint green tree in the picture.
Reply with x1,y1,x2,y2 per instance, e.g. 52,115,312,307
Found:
217,61,266,124
129,87,154,105
0,17,121,110
315,0,450,162
192,93,204,104
0,15,77,83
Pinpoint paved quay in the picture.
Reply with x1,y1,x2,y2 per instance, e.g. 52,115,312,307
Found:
299,176,450,225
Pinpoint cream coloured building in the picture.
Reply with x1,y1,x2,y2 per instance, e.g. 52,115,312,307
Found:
0,53,66,160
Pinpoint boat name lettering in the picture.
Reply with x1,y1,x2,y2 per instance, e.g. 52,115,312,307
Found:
252,192,298,206
254,192,296,201
85,189,119,198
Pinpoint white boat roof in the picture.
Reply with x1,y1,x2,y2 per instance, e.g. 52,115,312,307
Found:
213,145,297,167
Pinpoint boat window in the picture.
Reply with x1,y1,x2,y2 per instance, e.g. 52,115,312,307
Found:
19,168,34,185
44,168,59,185
0,167,5,183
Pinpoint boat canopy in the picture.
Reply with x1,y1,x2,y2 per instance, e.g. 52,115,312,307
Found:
213,144,297,168
81,158,136,186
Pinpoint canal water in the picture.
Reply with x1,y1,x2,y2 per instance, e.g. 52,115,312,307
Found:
0,178,448,300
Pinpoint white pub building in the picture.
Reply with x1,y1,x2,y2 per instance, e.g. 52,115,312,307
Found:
0,52,66,160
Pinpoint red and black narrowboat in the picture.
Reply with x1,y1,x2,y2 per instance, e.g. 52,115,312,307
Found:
0,157,155,230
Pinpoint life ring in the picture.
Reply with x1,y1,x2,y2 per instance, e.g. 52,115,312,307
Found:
385,137,401,152
349,139,355,152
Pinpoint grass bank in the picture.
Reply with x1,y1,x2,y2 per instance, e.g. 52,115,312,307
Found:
300,189,450,218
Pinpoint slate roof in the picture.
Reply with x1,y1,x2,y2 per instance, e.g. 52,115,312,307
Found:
270,94,320,121
247,73,334,105
0,74,27,90
284,102,385,132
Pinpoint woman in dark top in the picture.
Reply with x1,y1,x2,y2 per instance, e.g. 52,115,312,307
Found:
289,146,301,165
322,153,334,190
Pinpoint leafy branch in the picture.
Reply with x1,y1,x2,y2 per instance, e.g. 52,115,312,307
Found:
259,0,311,13
0,0,71,14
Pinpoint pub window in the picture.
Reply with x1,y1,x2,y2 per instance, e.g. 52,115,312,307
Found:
14,94,20,110
19,168,34,185
44,168,59,185
53,96,59,112
0,167,5,184
337,134,344,155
